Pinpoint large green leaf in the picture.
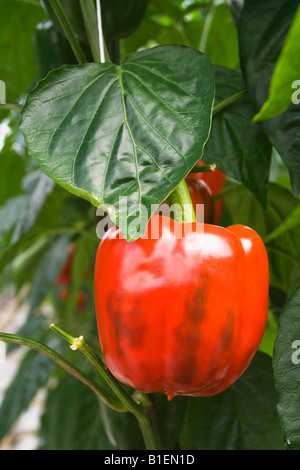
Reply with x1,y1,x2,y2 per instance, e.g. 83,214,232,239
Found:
273,285,300,450
0,169,54,254
203,66,272,206
200,2,239,70
26,234,71,312
253,5,300,122
99,401,145,450
20,45,215,241
40,374,115,450
41,0,149,44
0,174,68,273
154,394,189,450
179,352,284,450
40,0,88,44
33,20,77,80
0,0,46,101
101,0,149,41
224,182,300,295
120,0,205,60
0,139,25,206
0,334,59,443
239,0,300,196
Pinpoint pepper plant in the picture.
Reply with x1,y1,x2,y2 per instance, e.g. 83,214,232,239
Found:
0,0,300,451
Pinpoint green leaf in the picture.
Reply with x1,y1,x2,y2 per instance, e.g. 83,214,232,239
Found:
179,352,284,450
0,0,46,101
224,182,300,295
61,236,96,319
264,202,300,244
273,285,300,450
0,335,59,443
40,0,88,44
259,310,278,358
239,0,300,197
120,1,204,59
200,2,239,69
20,45,215,241
40,375,115,450
99,400,145,450
101,0,149,41
0,169,55,259
253,6,300,122
0,178,68,273
32,20,77,80
203,66,272,206
154,394,189,450
0,136,26,205
27,234,71,311
41,0,149,48
11,170,55,243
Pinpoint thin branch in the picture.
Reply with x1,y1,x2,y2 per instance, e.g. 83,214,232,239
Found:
0,102,22,112
49,0,87,64
96,0,105,63
213,89,247,117
0,332,126,412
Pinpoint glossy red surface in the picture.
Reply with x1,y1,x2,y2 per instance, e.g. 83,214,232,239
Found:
187,161,226,223
185,177,214,224
94,216,269,398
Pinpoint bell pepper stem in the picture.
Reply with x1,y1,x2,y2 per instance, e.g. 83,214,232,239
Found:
166,179,196,223
189,163,216,173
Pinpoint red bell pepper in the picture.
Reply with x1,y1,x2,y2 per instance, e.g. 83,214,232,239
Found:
187,161,226,223
94,215,269,399
185,177,215,224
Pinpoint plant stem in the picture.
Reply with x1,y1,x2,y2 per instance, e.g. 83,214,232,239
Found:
50,324,141,414
49,323,162,450
0,102,22,112
166,179,196,223
79,0,99,62
0,332,125,412
136,413,162,450
189,163,216,173
96,0,106,63
213,89,247,116
49,0,87,64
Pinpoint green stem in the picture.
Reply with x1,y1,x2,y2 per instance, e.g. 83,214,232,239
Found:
184,1,211,14
189,163,216,173
0,332,125,412
79,0,111,63
0,102,22,112
166,179,196,223
50,324,162,450
49,0,87,64
199,1,214,53
136,414,162,450
213,89,247,117
50,324,141,414
79,0,100,62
